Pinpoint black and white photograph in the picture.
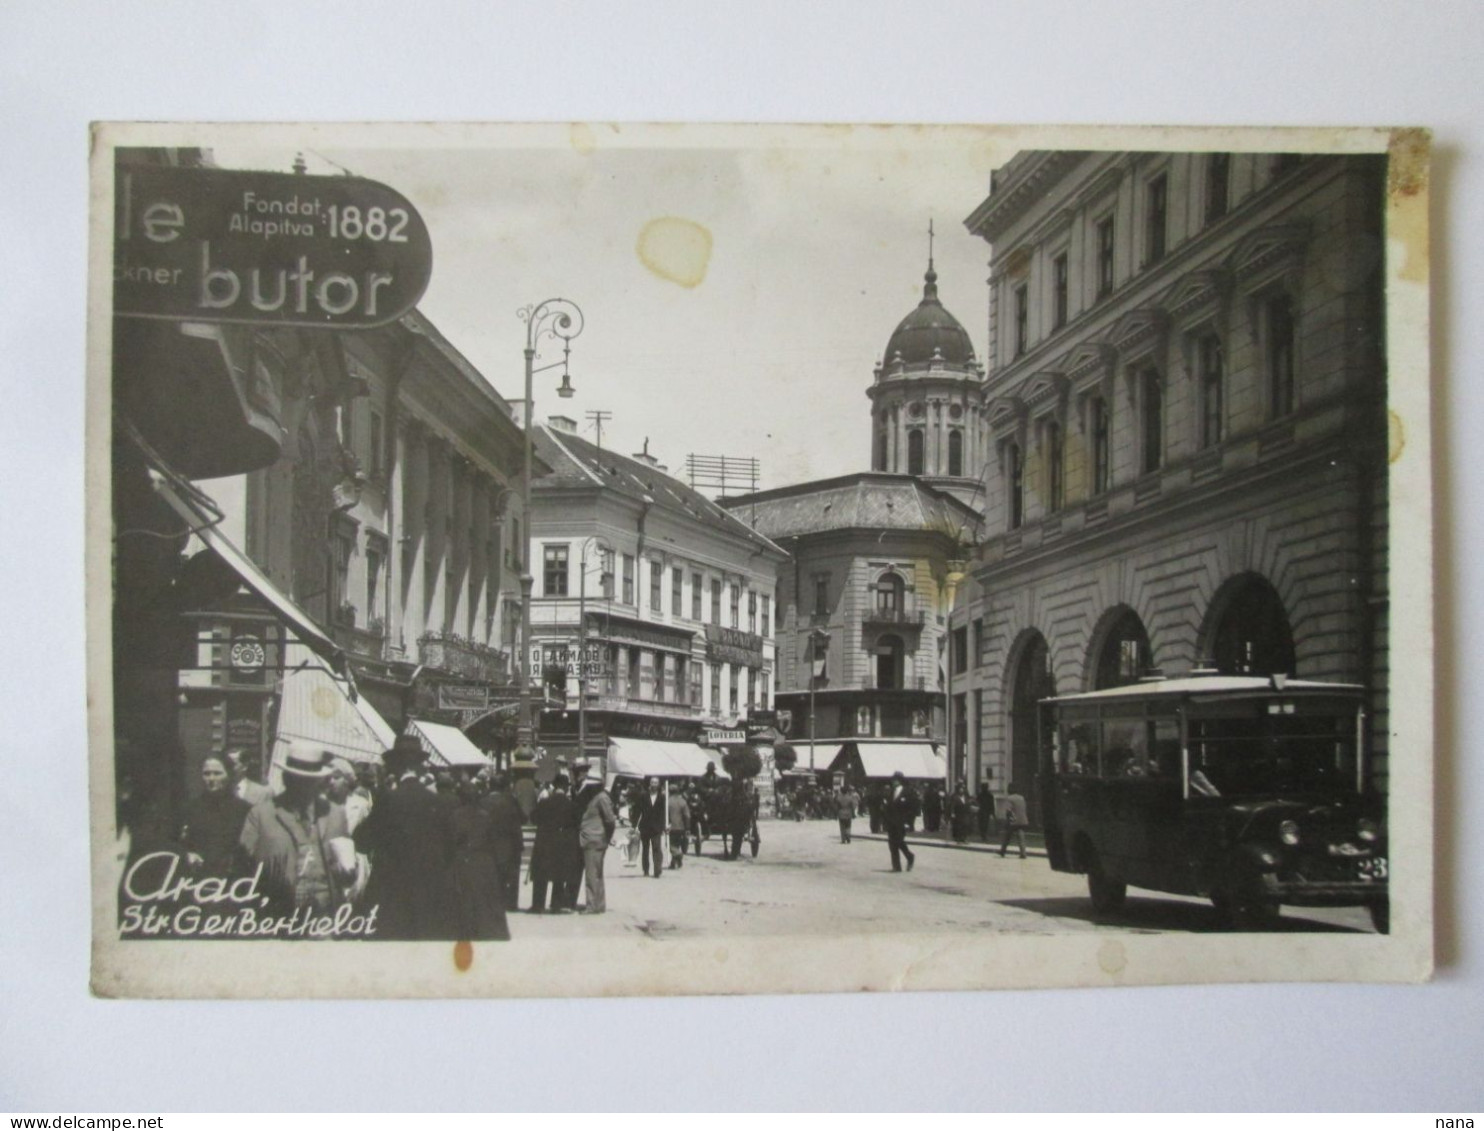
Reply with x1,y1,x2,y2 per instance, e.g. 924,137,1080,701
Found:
87,122,1432,998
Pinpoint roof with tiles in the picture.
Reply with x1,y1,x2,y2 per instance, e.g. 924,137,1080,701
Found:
531,425,788,557
718,472,982,542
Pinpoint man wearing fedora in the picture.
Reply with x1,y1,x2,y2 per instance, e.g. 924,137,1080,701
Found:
239,741,353,917
574,764,617,914
354,733,458,940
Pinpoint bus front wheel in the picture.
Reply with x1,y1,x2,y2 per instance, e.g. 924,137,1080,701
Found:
1085,849,1127,915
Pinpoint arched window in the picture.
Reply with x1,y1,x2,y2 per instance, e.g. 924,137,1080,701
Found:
948,429,964,476
1093,608,1152,690
875,572,905,615
1204,574,1296,676
907,429,925,476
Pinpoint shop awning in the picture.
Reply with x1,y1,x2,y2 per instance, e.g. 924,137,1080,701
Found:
271,643,396,766
606,737,731,783
842,741,946,780
407,719,492,769
795,743,842,772
153,473,347,675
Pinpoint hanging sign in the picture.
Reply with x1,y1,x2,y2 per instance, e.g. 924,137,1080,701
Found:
114,165,433,329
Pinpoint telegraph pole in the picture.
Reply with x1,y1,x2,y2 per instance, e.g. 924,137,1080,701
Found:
585,409,612,450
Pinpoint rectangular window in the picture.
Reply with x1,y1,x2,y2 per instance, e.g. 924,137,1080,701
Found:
711,578,722,626
1014,283,1029,357
365,545,382,622
1205,153,1230,225
1096,216,1115,298
639,650,656,700
952,626,968,672
746,667,756,711
1141,367,1164,475
1046,420,1064,512
710,663,720,713
599,548,615,599
690,661,702,706
675,656,687,705
814,574,830,616
542,544,569,597
692,571,703,620
1091,396,1110,495
1267,294,1297,418
729,583,740,627
1007,443,1024,530
650,559,663,611
1199,334,1224,448
729,667,739,714
660,653,675,703
761,595,771,637
1052,253,1069,330
369,409,384,478
625,647,641,698
672,566,683,615
622,554,634,604
972,617,984,667
748,590,758,634
1145,174,1168,264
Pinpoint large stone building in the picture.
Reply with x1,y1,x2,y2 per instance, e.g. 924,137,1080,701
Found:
524,418,788,777
949,149,1389,819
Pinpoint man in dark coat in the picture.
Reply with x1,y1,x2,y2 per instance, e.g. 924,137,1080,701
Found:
633,776,667,878
354,734,457,940
976,780,997,842
882,771,919,873
483,772,526,911
529,773,577,912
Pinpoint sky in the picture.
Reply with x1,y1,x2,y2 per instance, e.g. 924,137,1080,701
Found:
214,125,1008,490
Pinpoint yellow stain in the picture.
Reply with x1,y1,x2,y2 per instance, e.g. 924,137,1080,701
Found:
637,217,713,289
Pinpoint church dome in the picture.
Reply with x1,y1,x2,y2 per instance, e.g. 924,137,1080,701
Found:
882,264,976,371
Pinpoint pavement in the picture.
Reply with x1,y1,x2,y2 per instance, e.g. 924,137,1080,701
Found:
507,817,1378,942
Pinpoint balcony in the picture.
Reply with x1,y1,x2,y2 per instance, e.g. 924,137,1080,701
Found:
418,631,510,683
860,606,927,629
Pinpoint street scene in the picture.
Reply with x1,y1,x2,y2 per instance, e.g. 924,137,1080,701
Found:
97,125,1398,990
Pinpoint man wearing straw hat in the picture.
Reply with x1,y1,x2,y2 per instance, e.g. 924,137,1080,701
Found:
238,741,352,917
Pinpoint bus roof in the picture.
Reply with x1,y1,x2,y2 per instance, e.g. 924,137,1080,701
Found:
1043,675,1364,705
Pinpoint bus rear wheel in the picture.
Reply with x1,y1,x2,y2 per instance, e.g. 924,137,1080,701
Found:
1085,848,1127,915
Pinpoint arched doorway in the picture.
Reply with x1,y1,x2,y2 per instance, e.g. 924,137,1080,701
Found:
1006,629,1055,824
1091,606,1152,690
1202,573,1296,675
875,633,904,690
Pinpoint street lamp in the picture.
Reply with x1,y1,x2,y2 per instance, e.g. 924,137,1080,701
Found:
576,535,613,768
515,298,585,766
808,628,829,773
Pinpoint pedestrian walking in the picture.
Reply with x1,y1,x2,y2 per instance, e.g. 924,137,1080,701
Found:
179,753,250,879
835,781,860,844
575,766,617,913
667,786,691,869
882,771,919,873
948,782,974,844
529,773,577,912
922,784,944,834
634,776,667,877
867,784,885,834
353,734,458,940
976,780,996,842
484,772,525,912
998,783,1030,859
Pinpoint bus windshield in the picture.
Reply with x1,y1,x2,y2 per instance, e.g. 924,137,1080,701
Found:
1189,711,1357,797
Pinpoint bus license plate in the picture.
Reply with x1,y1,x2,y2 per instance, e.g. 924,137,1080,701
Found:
1357,857,1388,881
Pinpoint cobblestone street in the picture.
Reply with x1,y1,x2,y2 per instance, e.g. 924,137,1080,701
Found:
508,818,1378,941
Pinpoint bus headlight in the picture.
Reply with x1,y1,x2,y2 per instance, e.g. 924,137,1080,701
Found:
1279,819,1301,846
1357,818,1379,843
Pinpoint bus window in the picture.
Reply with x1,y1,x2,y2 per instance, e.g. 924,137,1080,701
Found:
1059,721,1098,774
1101,719,1146,777
1190,712,1356,796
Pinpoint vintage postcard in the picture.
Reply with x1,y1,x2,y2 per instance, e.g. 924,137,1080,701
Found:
88,122,1433,997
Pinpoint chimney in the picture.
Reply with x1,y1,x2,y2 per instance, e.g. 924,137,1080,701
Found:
548,414,578,434
631,436,662,469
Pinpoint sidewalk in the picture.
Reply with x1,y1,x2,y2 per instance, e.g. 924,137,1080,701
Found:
772,817,1048,860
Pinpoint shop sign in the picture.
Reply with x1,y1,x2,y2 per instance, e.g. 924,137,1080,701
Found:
531,641,610,679
114,166,432,329
607,715,700,743
704,729,746,745
589,615,694,653
437,683,491,711
704,624,764,668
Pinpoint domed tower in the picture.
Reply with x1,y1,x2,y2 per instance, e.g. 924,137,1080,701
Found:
867,246,988,511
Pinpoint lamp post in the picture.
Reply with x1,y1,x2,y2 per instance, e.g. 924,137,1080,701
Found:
576,535,612,767
808,628,829,773
515,299,585,767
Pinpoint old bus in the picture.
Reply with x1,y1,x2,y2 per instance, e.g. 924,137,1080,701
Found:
1038,674,1388,931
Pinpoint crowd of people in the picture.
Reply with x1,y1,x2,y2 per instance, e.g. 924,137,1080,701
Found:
127,738,1037,940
